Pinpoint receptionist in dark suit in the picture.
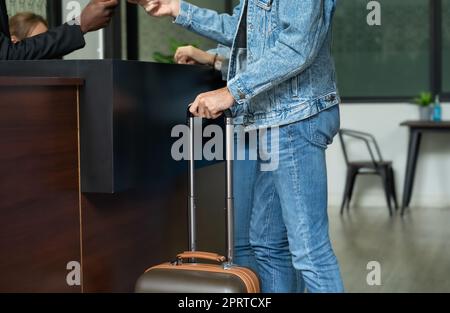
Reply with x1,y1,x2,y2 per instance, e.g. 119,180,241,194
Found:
0,0,118,60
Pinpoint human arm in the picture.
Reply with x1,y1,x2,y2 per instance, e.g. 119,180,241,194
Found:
129,0,243,47
227,0,335,104
0,24,85,60
0,0,117,60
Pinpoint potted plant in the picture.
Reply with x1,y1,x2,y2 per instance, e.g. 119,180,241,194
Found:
413,92,433,121
152,38,199,64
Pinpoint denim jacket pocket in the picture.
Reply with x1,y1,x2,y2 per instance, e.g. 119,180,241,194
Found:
256,0,273,10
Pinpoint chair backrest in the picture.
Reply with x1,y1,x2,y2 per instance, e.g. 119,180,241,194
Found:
338,129,384,167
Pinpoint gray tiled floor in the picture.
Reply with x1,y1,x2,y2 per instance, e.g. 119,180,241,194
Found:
330,206,450,293
196,164,450,293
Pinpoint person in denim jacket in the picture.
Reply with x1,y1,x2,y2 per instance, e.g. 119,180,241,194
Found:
130,0,344,293
174,43,306,293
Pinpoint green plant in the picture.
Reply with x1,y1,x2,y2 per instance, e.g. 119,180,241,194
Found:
413,92,433,107
152,38,198,64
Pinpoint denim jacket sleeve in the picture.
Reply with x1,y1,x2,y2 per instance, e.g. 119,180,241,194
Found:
174,0,243,47
227,0,334,104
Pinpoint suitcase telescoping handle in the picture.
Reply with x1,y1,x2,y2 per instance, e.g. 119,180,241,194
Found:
187,108,235,265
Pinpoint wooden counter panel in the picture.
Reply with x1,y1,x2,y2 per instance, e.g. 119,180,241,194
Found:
0,85,81,292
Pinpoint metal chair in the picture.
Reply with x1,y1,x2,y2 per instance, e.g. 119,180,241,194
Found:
338,129,398,216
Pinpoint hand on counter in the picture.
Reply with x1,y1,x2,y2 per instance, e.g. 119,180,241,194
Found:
80,0,119,34
189,87,235,119
174,45,218,66
128,0,180,18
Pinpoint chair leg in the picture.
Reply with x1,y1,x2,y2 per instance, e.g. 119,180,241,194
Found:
340,168,353,214
346,170,358,210
380,168,393,216
389,167,399,210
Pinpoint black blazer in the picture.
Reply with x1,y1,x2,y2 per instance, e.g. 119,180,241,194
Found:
0,0,86,60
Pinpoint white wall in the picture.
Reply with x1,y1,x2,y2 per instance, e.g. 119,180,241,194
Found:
327,103,450,208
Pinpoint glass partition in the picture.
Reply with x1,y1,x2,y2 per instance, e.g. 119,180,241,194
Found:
332,0,431,98
442,0,450,94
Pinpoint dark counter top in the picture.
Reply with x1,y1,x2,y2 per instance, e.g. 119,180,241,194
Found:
0,60,224,193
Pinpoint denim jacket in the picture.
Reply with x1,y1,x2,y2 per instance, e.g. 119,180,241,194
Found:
175,0,339,130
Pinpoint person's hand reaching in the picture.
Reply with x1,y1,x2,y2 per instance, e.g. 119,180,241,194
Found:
174,46,217,65
127,0,180,17
80,0,118,34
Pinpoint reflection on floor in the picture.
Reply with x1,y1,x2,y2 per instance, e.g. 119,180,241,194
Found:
330,206,450,293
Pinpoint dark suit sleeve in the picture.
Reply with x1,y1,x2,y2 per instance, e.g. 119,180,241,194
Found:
0,23,86,60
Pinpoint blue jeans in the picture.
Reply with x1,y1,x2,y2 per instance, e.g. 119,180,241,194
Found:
233,105,344,293
234,138,305,293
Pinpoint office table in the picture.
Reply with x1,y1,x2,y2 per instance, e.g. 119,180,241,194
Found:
400,121,450,215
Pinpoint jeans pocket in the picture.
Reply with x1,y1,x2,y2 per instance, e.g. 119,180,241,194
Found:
308,105,340,149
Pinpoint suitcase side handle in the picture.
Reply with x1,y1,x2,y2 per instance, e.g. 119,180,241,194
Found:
187,108,235,265
177,251,226,264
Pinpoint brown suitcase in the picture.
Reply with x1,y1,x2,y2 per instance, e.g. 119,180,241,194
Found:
135,110,260,293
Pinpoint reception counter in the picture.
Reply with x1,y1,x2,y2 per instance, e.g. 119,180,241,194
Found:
0,60,226,292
